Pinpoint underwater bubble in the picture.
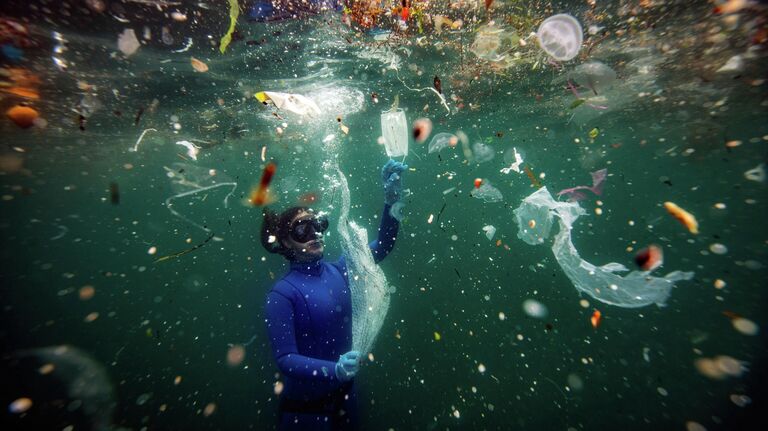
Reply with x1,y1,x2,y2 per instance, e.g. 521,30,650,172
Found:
522,299,548,318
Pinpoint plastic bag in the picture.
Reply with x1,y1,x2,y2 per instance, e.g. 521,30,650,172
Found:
513,187,693,308
381,108,408,158
255,91,321,117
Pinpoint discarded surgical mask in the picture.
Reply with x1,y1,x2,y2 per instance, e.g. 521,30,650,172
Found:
513,187,693,308
380,108,408,158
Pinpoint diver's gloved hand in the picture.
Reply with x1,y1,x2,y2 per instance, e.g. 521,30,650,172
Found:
335,350,361,382
382,159,409,205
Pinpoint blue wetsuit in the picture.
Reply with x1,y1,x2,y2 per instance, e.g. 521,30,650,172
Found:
265,204,399,430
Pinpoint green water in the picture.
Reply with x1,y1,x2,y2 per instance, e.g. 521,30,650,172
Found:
1,1,767,430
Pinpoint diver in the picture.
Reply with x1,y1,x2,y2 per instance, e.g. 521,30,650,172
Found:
260,159,407,430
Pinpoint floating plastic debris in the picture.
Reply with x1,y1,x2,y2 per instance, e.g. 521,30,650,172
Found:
175,140,200,161
569,62,616,95
381,108,408,157
590,309,602,328
514,187,693,307
427,132,457,153
744,163,766,183
117,28,140,56
190,57,208,72
256,91,321,117
482,225,496,241
663,201,699,234
219,0,239,53
470,24,519,63
634,245,663,271
501,147,524,174
472,142,495,163
557,168,607,201
471,182,503,203
412,118,433,145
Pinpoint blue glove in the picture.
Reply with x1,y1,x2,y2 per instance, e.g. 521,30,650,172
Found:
335,350,361,382
382,159,409,205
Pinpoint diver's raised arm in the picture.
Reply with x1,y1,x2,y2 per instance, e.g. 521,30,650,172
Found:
370,160,408,263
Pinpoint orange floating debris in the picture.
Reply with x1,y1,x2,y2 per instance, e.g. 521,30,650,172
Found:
474,178,483,188
663,201,699,234
249,162,277,206
2,86,39,99
634,244,663,271
524,166,542,188
6,104,38,128
590,310,602,328
190,57,209,73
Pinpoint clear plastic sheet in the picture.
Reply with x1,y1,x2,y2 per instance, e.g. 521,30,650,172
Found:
514,187,693,308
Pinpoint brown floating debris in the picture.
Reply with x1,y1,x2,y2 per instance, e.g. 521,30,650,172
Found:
109,182,120,205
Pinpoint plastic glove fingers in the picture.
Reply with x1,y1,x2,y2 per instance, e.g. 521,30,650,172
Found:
385,173,401,187
381,160,397,181
345,350,361,360
385,162,407,176
391,161,408,173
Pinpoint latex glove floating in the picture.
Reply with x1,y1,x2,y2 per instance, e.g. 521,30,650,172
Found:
255,91,321,117
382,159,409,205
335,350,361,382
513,187,693,308
557,168,607,201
